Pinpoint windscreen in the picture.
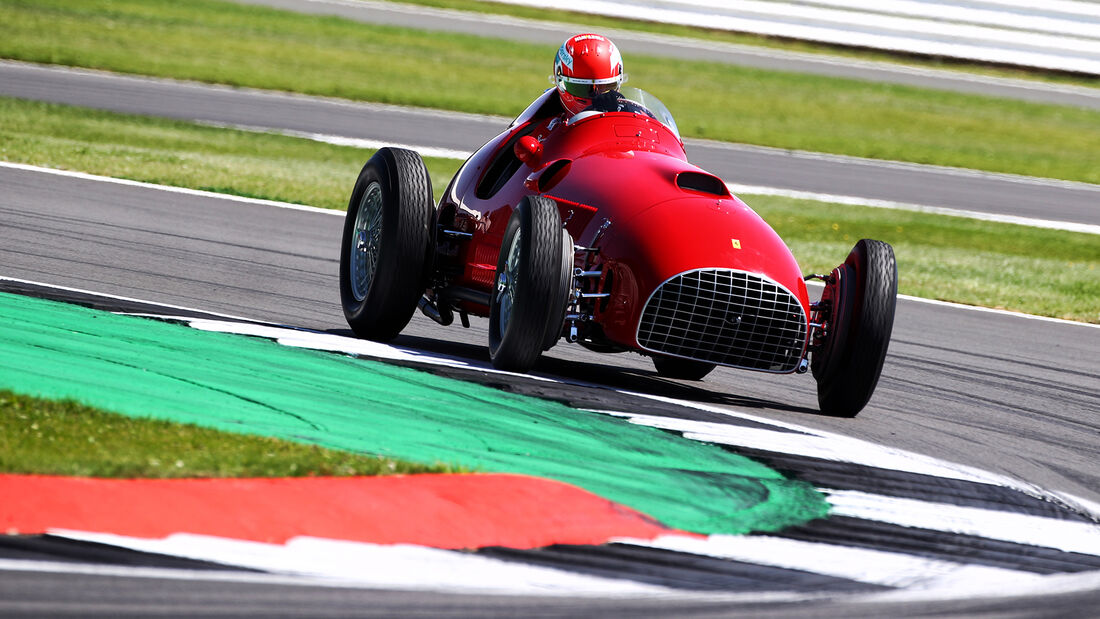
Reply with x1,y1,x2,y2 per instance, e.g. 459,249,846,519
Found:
618,87,680,142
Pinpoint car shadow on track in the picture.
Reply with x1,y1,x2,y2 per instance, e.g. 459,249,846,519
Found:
328,329,821,418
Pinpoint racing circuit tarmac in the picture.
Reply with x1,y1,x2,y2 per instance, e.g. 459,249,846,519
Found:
1,163,1099,615
2,3,1100,613
2,164,1096,506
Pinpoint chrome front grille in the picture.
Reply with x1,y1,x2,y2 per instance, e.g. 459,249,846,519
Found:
637,269,807,373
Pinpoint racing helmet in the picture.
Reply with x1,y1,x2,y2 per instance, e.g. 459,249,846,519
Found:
554,33,625,115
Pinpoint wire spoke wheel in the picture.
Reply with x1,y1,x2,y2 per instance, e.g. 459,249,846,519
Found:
339,148,434,341
349,181,384,302
496,230,522,337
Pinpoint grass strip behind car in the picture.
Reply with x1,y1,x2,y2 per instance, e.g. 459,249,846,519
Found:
2,0,1099,184
0,390,454,478
3,97,1096,323
0,97,459,206
752,196,1099,324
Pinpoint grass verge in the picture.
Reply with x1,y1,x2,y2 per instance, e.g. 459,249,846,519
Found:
0,97,457,208
0,390,453,478
751,196,1099,323
4,96,1097,322
2,0,1099,183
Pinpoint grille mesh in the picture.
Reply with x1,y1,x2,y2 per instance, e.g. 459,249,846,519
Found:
637,269,807,372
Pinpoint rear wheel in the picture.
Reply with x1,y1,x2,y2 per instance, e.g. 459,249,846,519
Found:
811,239,898,417
339,148,433,341
652,356,716,381
489,196,572,372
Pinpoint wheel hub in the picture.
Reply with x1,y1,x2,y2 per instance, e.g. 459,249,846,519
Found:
350,181,383,302
496,231,522,335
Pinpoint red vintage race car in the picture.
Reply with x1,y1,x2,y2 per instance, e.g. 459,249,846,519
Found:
339,87,897,417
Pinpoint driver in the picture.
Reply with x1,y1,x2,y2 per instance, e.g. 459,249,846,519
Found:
553,34,653,118
553,33,626,115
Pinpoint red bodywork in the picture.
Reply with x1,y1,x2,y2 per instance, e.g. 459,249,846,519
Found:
433,89,810,372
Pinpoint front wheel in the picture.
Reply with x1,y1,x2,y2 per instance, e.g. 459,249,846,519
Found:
339,148,433,341
488,196,572,372
811,239,898,417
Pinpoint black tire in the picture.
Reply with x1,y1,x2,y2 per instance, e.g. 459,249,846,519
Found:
339,148,433,341
542,226,575,351
489,196,571,372
812,239,898,417
652,356,717,381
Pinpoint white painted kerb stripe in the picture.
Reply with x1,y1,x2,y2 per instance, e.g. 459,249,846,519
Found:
38,531,678,597
605,411,1047,487
824,489,1100,555
617,534,1039,589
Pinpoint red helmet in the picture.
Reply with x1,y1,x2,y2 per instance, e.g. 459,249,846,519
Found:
554,34,625,115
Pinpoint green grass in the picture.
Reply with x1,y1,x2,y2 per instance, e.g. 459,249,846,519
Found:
0,97,457,208
404,0,1100,90
3,96,1096,322
750,196,1100,323
0,390,454,478
2,0,1100,183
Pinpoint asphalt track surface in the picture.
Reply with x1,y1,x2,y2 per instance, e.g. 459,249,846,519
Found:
2,164,1099,615
3,163,1097,503
4,61,1100,228
3,4,1100,612
3,568,1099,618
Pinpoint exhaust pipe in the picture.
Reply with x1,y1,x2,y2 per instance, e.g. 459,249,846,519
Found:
418,295,454,326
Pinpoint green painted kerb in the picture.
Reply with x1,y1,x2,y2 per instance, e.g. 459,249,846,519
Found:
0,293,829,534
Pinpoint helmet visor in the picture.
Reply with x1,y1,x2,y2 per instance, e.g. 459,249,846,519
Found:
556,75,622,99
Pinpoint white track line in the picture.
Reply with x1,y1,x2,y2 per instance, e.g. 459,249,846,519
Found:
194,121,474,160
9,142,1099,236
0,275,283,325
207,122,1100,235
725,182,1100,235
0,162,339,215
692,137,1100,193
805,280,1100,329
6,158,1100,323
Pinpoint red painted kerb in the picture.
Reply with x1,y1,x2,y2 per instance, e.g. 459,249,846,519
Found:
2,473,682,549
